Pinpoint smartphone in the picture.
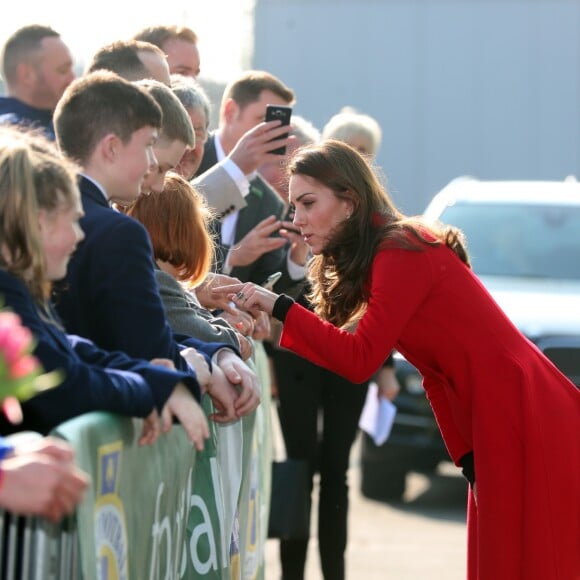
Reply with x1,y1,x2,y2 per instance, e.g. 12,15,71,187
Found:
265,104,292,155
261,271,282,290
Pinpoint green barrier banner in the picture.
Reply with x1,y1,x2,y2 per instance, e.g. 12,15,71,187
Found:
53,399,268,580
238,342,272,580
54,412,199,579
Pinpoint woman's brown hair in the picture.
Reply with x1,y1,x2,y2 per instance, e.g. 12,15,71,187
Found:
287,139,469,328
127,172,214,286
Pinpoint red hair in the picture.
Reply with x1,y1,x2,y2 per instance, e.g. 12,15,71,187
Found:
127,172,214,286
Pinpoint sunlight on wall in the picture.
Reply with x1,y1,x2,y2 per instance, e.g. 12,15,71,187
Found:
0,0,255,82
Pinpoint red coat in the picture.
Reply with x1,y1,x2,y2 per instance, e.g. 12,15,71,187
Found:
280,244,580,580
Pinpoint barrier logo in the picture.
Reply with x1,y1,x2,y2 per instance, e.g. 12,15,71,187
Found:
94,441,128,580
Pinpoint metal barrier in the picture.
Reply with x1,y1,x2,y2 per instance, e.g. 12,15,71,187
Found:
0,512,80,580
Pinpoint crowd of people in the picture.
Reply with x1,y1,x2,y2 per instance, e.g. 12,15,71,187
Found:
0,21,578,580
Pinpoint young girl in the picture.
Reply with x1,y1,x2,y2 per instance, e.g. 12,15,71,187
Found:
0,127,208,449
216,140,580,580
127,172,255,360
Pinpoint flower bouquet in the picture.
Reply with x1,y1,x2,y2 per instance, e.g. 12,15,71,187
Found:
0,310,60,423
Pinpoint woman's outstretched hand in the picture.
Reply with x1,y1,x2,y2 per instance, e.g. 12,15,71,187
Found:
212,282,279,317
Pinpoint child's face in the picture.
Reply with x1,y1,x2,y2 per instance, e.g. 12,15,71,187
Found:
140,138,187,195
39,197,85,281
109,126,158,203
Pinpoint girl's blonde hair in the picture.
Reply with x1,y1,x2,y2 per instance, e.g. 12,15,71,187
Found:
0,127,80,302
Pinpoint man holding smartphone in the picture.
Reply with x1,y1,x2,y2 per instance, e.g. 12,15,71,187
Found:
195,70,308,291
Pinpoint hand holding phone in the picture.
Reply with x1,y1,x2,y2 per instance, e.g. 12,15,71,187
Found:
265,105,292,155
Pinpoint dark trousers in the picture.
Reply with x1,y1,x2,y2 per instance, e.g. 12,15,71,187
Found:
272,349,368,580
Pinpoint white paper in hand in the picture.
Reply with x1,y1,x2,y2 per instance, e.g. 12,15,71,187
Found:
358,381,397,446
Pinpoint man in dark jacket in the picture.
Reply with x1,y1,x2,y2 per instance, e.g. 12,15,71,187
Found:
0,25,74,139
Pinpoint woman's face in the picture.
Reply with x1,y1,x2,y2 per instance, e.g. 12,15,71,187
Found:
39,196,84,281
289,174,353,255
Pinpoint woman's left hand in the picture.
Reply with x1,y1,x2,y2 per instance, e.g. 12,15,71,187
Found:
212,282,279,317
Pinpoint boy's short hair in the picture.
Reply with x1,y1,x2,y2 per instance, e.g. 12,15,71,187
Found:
221,70,295,113
86,40,165,82
54,70,162,164
135,79,194,147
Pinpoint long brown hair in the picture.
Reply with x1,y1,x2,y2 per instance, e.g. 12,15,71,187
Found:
0,128,80,303
127,172,214,286
287,140,470,328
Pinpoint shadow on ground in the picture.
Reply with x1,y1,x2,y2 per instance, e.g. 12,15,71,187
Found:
368,466,468,524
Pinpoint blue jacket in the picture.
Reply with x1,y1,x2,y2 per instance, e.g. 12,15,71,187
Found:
0,97,55,140
0,271,199,435
54,177,230,394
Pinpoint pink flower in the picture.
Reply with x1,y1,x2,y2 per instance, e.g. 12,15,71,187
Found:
0,306,58,406
0,311,22,329
8,355,39,379
2,329,32,367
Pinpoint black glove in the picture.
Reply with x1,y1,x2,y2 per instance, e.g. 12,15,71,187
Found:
459,452,475,486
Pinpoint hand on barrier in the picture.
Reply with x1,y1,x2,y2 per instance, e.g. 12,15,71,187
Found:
215,350,260,417
205,364,239,423
0,438,89,522
138,409,162,446
180,347,211,389
161,383,209,451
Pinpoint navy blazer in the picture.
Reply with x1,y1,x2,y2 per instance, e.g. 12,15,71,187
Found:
0,271,199,435
54,177,228,390
197,135,301,291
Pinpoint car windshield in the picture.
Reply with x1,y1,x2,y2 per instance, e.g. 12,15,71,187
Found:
439,202,580,280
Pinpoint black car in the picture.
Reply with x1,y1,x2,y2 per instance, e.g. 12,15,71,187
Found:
361,178,580,500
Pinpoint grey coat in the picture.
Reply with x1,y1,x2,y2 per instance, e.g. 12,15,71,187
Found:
155,269,240,350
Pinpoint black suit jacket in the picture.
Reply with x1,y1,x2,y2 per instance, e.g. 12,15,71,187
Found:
197,134,302,290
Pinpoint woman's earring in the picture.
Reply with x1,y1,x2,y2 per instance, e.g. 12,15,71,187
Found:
346,213,351,220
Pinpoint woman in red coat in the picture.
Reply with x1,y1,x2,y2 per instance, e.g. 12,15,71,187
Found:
216,140,580,579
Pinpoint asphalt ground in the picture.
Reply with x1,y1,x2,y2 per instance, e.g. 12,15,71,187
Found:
264,435,468,579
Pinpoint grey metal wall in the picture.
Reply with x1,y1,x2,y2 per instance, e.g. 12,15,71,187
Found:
252,0,580,213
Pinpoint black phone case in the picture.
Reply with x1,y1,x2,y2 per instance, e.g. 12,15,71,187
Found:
265,105,292,155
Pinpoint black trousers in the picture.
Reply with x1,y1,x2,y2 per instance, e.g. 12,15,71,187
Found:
272,349,368,580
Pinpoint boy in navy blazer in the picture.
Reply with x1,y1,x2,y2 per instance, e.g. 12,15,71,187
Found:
0,126,207,447
53,72,259,420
